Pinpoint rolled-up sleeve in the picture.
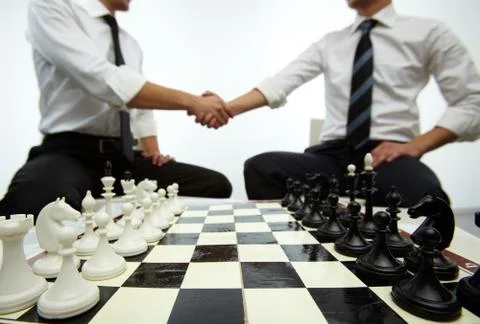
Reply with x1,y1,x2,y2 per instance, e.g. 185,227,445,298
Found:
27,0,146,108
427,22,480,141
256,39,326,108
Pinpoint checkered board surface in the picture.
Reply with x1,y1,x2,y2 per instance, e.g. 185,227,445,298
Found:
1,202,479,324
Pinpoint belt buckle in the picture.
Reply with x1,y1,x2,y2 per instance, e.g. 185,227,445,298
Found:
98,139,117,154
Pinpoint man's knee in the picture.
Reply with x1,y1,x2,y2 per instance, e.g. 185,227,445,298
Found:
207,172,232,198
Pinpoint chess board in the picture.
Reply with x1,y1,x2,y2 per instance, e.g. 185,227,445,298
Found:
1,201,479,324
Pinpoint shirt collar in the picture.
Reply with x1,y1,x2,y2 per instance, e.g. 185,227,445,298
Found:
73,0,111,18
350,3,397,34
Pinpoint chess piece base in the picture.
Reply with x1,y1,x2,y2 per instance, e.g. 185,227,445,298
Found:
405,248,459,280
0,277,48,314
456,275,480,317
391,281,461,321
33,254,80,279
37,284,99,319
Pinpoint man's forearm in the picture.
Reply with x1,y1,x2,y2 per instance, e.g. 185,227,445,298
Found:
127,81,197,111
228,89,268,116
410,126,458,155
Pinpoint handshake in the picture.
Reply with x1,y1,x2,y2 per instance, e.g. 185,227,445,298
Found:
187,90,235,129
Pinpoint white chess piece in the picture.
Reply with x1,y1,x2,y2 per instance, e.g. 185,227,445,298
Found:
150,192,169,230
81,211,126,280
73,191,99,256
0,215,48,314
138,196,165,243
166,185,176,224
112,202,148,257
33,198,81,278
364,153,374,171
37,226,99,319
171,182,186,215
101,175,123,241
158,188,174,225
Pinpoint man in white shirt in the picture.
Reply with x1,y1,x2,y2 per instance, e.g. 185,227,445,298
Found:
205,0,480,206
0,0,234,219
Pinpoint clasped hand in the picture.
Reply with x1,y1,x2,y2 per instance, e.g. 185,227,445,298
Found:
187,91,233,129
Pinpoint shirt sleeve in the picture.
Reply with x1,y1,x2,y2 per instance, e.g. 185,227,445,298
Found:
27,0,146,107
129,45,158,139
426,22,480,141
256,38,326,108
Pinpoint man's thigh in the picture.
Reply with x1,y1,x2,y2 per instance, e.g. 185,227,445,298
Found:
374,156,447,206
0,153,94,217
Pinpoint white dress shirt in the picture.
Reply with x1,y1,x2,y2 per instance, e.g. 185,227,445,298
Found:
26,0,157,140
257,4,480,143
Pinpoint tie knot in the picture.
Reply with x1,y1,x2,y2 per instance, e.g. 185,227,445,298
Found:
102,14,118,31
359,19,377,34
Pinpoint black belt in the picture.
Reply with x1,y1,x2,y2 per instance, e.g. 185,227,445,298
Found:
43,132,123,154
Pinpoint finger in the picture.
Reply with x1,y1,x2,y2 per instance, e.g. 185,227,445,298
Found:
202,90,215,97
386,151,400,163
216,106,231,124
208,119,220,129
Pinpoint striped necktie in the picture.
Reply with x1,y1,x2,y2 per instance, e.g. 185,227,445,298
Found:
346,19,377,150
103,15,136,163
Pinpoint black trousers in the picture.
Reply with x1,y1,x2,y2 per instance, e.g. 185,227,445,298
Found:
243,140,449,207
0,132,232,220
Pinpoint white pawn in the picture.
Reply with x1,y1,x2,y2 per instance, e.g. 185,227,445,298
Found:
33,198,81,278
165,186,176,224
101,174,123,241
171,182,185,215
364,153,374,171
73,191,99,256
150,192,169,230
138,197,165,243
37,226,99,319
0,215,48,314
82,211,126,280
112,202,148,257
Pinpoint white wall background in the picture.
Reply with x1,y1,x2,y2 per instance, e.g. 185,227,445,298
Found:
1,0,479,208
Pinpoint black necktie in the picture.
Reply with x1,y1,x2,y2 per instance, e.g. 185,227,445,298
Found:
102,15,136,163
346,19,377,150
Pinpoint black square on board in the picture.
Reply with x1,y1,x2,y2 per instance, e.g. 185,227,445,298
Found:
268,221,305,232
168,289,244,324
237,232,277,245
241,262,305,288
157,233,199,245
123,263,188,288
191,245,238,262
308,287,407,324
202,223,235,232
281,244,336,262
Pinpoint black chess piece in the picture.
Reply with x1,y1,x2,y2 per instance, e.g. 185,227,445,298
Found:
334,200,371,257
317,192,346,241
302,188,325,228
287,181,304,213
104,160,113,176
123,170,132,180
358,154,377,239
384,186,413,257
356,211,407,283
281,178,295,207
404,194,459,280
295,184,312,221
391,227,461,321
339,164,359,227
456,211,480,317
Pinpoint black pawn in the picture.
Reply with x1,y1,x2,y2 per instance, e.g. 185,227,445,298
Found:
104,160,113,176
123,170,132,180
385,186,413,257
356,211,407,283
456,211,480,317
302,188,325,228
391,227,461,321
334,200,372,257
317,192,346,242
281,178,295,207
287,181,303,213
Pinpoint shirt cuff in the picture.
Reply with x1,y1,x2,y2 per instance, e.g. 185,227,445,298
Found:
106,65,147,106
256,78,288,109
436,108,480,141
132,117,158,139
